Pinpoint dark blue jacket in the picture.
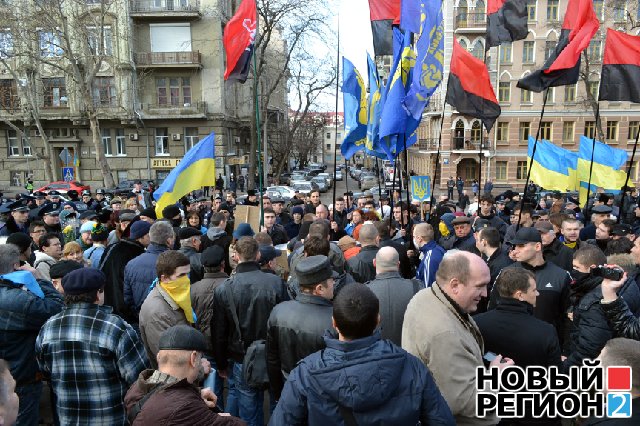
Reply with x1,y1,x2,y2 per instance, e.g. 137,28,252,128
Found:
269,331,455,426
124,243,169,315
0,278,63,386
416,240,445,288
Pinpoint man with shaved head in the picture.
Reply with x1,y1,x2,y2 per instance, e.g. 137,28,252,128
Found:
346,223,379,283
366,247,421,345
403,250,513,425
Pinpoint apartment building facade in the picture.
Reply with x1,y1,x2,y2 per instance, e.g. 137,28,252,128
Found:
408,0,640,192
0,0,287,191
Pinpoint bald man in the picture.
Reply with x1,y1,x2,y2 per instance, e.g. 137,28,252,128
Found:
402,250,513,425
346,223,379,283
366,247,421,346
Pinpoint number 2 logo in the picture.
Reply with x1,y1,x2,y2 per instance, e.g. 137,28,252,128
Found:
607,393,632,418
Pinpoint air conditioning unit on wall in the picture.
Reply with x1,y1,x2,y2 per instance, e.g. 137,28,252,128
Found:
172,134,181,141
129,133,139,141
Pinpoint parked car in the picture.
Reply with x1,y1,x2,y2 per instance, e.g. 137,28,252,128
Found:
306,169,323,178
291,180,318,195
289,172,307,184
317,172,332,188
36,180,90,195
109,180,138,195
360,176,378,191
311,176,328,192
335,170,343,181
278,173,292,185
267,185,296,201
350,169,363,180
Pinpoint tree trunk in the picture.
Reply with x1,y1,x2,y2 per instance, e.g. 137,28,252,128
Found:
248,108,257,191
88,114,116,188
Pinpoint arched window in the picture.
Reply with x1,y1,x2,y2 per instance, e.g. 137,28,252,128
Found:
476,0,486,13
458,38,468,50
471,121,482,142
454,120,465,149
471,39,485,60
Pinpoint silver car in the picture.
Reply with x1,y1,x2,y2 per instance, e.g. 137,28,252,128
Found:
311,176,328,192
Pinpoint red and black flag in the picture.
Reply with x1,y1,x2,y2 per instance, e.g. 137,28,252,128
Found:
445,38,501,131
486,0,528,48
599,29,640,103
517,0,599,93
368,0,400,57
223,0,257,83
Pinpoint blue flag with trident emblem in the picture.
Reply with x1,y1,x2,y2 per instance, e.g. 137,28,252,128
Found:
341,57,368,160
411,176,432,201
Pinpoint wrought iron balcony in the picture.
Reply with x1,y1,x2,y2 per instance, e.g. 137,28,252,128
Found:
454,9,486,30
134,51,201,67
139,101,206,117
129,0,201,18
417,138,439,150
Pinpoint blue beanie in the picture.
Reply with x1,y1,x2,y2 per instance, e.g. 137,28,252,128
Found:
62,268,106,295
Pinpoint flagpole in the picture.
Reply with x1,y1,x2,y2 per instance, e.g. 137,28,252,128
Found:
403,134,411,221
376,158,383,201
332,17,340,219
252,46,264,227
620,130,640,224
479,49,490,194
430,96,447,212
517,88,550,231
584,103,601,222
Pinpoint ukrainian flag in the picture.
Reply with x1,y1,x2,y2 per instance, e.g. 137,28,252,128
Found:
341,57,368,160
153,132,216,217
527,137,577,192
577,135,628,205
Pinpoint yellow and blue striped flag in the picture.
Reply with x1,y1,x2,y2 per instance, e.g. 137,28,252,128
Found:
577,135,628,205
527,136,577,192
153,132,216,217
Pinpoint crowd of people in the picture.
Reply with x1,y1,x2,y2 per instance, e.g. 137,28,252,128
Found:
0,173,639,425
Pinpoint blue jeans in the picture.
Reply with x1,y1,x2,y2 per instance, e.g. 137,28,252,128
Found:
231,362,264,426
203,357,225,411
16,382,43,426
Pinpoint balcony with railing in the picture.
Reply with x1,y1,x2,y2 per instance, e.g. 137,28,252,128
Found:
134,51,201,68
454,9,486,31
129,0,201,19
452,138,492,151
139,100,206,118
415,138,439,151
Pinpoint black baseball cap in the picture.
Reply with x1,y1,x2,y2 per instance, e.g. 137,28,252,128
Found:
511,227,542,245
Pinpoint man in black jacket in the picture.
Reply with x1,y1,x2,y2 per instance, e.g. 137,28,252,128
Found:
537,220,573,272
262,207,288,245
475,227,513,314
476,195,507,239
212,237,284,425
266,255,334,400
375,221,413,279
347,223,379,283
490,227,572,345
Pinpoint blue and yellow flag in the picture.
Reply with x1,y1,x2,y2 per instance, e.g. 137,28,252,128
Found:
411,176,431,201
577,135,627,205
527,137,577,192
341,57,368,160
403,0,444,148
365,53,387,159
153,132,216,216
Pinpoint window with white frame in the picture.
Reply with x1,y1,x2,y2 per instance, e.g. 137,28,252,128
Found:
0,31,13,58
87,26,113,56
155,128,169,155
7,130,19,156
522,41,535,63
116,128,126,155
185,127,198,151
102,128,112,156
39,30,63,57
499,43,512,64
23,137,31,156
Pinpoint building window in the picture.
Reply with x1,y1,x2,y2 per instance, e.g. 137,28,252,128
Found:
526,0,536,20
91,77,117,106
39,30,63,57
498,82,510,103
471,40,484,60
522,41,535,63
519,122,531,143
496,161,507,180
117,170,128,183
326,143,331,150
584,121,596,139
326,132,330,139
613,2,627,21
587,39,602,63
337,132,342,139
540,122,552,140
43,78,67,107
588,81,599,99
156,77,191,106
499,43,512,64
102,128,112,156
471,121,482,142
563,122,575,143
593,0,604,19
547,0,559,21
87,26,113,56
565,84,576,102
521,89,532,103
547,87,555,103
607,121,619,141
516,161,527,180
0,31,13,58
0,79,19,111
496,122,509,144
116,128,126,155
7,130,19,156
629,121,639,140
545,41,556,61
184,127,198,151
155,128,169,155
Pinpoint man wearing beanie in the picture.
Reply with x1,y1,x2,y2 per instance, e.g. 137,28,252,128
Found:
6,232,35,266
124,325,244,425
139,207,157,224
284,206,304,240
84,223,109,268
35,268,149,426
99,220,151,325
49,260,84,293
266,255,335,400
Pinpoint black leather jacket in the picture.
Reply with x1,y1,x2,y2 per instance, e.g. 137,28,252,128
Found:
266,293,334,399
212,262,285,370
346,245,379,283
601,296,640,340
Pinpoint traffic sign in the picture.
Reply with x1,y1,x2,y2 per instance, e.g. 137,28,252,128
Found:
62,167,74,182
59,148,72,165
